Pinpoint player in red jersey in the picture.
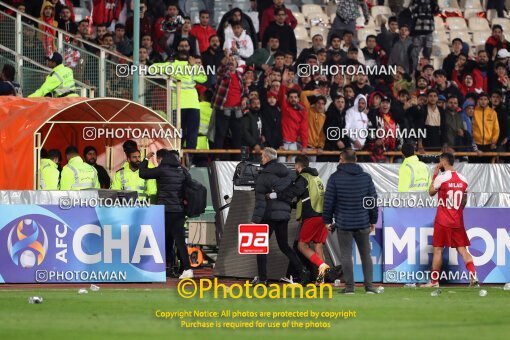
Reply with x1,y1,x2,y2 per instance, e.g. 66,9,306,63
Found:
422,153,479,288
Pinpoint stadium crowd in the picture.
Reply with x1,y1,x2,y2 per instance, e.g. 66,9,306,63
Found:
1,0,509,163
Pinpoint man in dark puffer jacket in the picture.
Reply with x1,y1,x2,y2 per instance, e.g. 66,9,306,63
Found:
323,150,378,294
139,149,193,280
251,147,310,285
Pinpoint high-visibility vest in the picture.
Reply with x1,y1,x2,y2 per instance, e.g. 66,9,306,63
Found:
60,156,100,190
111,163,157,198
197,101,212,150
28,64,77,98
398,155,431,192
150,60,207,109
39,158,60,190
296,172,325,220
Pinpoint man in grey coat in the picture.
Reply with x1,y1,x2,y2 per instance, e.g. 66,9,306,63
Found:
388,24,413,74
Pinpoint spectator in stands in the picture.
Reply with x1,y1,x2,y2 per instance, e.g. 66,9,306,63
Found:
114,23,133,57
126,0,153,40
322,95,349,161
444,96,467,149
260,91,283,149
64,34,83,71
363,35,381,69
327,34,345,63
392,66,413,98
442,38,464,80
490,91,508,150
39,1,58,57
153,2,183,59
0,64,21,96
376,16,399,58
57,5,77,35
279,69,309,160
28,52,78,98
218,8,258,48
343,84,356,108
353,74,374,98
473,92,500,153
247,36,279,77
452,53,485,94
141,34,163,63
340,30,365,65
388,24,412,75
100,33,120,62
138,47,151,66
262,7,296,58
284,51,294,67
366,96,402,162
172,17,200,57
485,25,510,61
329,0,369,44
476,50,491,86
296,34,325,66
437,94,447,111
223,21,254,60
77,19,92,40
94,23,109,47
487,0,506,19
301,90,327,161
257,0,273,21
345,94,369,150
190,10,216,54
409,0,438,73
83,146,111,189
212,54,246,152
201,34,224,87
460,101,475,150
91,0,122,27
241,98,263,155
259,0,297,41
417,89,447,150
49,0,74,21
433,70,464,104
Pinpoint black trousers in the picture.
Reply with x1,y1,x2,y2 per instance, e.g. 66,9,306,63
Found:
337,227,373,289
165,212,191,271
256,219,304,281
213,109,242,150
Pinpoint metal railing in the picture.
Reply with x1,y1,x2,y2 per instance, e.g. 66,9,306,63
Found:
0,2,171,116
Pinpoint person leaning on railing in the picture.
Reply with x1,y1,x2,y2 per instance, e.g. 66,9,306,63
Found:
28,52,78,98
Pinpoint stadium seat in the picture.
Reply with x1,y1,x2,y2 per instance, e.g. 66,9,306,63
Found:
491,18,510,32
294,25,309,40
432,43,451,58
357,28,377,44
286,4,300,13
472,31,491,47
449,30,471,44
294,12,306,26
302,4,324,15
460,0,483,9
446,17,468,30
297,39,311,51
190,10,200,24
432,30,449,44
435,16,446,31
469,17,490,32
310,25,329,40
463,9,484,19
214,11,227,26
308,12,330,26
370,5,392,18
235,2,251,11
438,0,460,8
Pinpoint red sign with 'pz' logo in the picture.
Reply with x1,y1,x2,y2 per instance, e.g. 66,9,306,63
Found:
238,224,269,254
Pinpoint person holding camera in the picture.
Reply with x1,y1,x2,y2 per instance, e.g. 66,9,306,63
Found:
251,148,311,285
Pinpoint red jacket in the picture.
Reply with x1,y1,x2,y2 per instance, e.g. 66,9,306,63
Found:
278,85,308,148
92,0,124,26
190,24,216,54
259,5,297,42
452,68,486,95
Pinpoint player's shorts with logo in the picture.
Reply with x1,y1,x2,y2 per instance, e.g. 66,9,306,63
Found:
299,216,328,243
433,223,470,247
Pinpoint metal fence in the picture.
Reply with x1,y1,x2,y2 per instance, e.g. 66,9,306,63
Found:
0,3,173,119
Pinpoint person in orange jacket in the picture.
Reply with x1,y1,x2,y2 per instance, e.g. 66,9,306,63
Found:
472,92,500,153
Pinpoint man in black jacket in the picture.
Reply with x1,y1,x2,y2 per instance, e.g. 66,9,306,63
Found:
267,155,330,283
323,150,378,294
260,91,283,149
251,148,310,285
139,149,193,280
417,89,448,151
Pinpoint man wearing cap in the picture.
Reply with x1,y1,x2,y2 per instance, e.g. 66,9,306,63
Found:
28,52,78,98
398,142,430,192
496,49,510,68
473,92,500,157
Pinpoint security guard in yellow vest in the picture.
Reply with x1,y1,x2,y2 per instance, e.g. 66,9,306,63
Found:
39,149,61,190
60,146,100,190
398,143,431,192
197,89,213,150
151,38,207,149
111,149,157,200
28,52,78,98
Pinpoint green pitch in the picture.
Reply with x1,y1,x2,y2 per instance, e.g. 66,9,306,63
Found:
1,286,509,339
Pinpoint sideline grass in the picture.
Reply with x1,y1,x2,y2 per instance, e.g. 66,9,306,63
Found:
0,286,509,339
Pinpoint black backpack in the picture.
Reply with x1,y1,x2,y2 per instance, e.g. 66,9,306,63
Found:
183,177,207,218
